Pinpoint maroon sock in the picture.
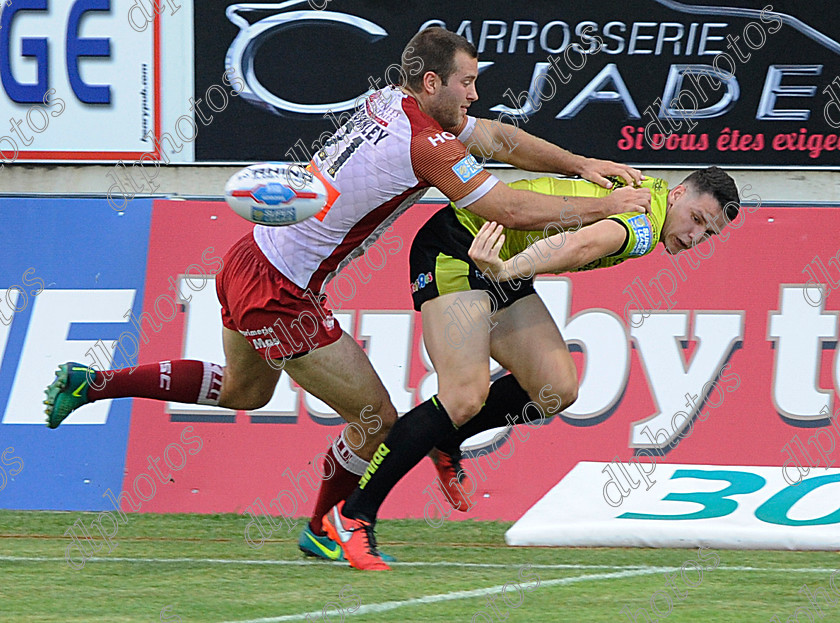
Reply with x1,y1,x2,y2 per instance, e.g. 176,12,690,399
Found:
309,446,363,536
88,360,223,405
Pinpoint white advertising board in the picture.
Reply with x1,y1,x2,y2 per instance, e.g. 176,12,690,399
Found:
507,462,840,550
0,0,191,163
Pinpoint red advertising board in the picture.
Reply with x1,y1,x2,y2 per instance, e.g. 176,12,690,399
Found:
119,198,840,522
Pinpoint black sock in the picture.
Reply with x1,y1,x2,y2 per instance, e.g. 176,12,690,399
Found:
343,396,455,523
437,375,532,451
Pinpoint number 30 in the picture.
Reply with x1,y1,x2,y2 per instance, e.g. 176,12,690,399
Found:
619,469,840,526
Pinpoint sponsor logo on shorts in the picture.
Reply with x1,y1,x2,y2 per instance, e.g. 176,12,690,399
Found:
323,315,335,331
252,337,281,349
239,327,278,338
452,154,482,183
411,271,434,293
240,326,281,350
628,215,653,256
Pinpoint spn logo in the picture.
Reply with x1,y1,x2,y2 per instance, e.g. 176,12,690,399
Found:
0,447,24,493
1,0,113,104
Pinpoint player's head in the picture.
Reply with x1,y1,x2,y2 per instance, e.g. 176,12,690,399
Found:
401,27,479,128
661,166,740,254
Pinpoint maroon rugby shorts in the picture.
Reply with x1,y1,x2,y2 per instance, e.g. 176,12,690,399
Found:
216,232,342,361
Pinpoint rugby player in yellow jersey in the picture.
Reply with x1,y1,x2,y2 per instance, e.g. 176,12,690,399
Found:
324,167,739,570
467,170,736,278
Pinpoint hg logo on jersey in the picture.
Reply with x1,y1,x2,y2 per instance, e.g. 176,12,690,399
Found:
411,271,434,293
452,155,482,183
628,215,653,256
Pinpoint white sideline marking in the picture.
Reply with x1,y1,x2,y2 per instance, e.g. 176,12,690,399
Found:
0,556,837,576
0,556,649,569
2,557,836,623
218,568,674,623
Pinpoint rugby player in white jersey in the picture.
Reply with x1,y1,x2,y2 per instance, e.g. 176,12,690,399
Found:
44,27,650,562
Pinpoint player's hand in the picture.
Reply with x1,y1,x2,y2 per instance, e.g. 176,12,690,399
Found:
469,222,506,279
605,185,651,215
579,157,645,189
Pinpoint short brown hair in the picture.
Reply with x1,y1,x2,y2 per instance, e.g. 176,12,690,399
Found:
401,27,477,91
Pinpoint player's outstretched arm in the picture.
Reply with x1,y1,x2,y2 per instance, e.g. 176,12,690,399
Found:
467,180,651,232
469,218,627,281
468,119,644,188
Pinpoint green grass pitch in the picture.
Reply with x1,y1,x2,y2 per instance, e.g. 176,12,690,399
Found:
1,510,838,622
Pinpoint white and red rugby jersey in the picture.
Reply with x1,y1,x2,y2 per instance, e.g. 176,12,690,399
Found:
254,86,499,292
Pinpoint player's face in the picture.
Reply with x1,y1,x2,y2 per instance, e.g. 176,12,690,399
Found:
662,185,727,255
426,51,478,129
